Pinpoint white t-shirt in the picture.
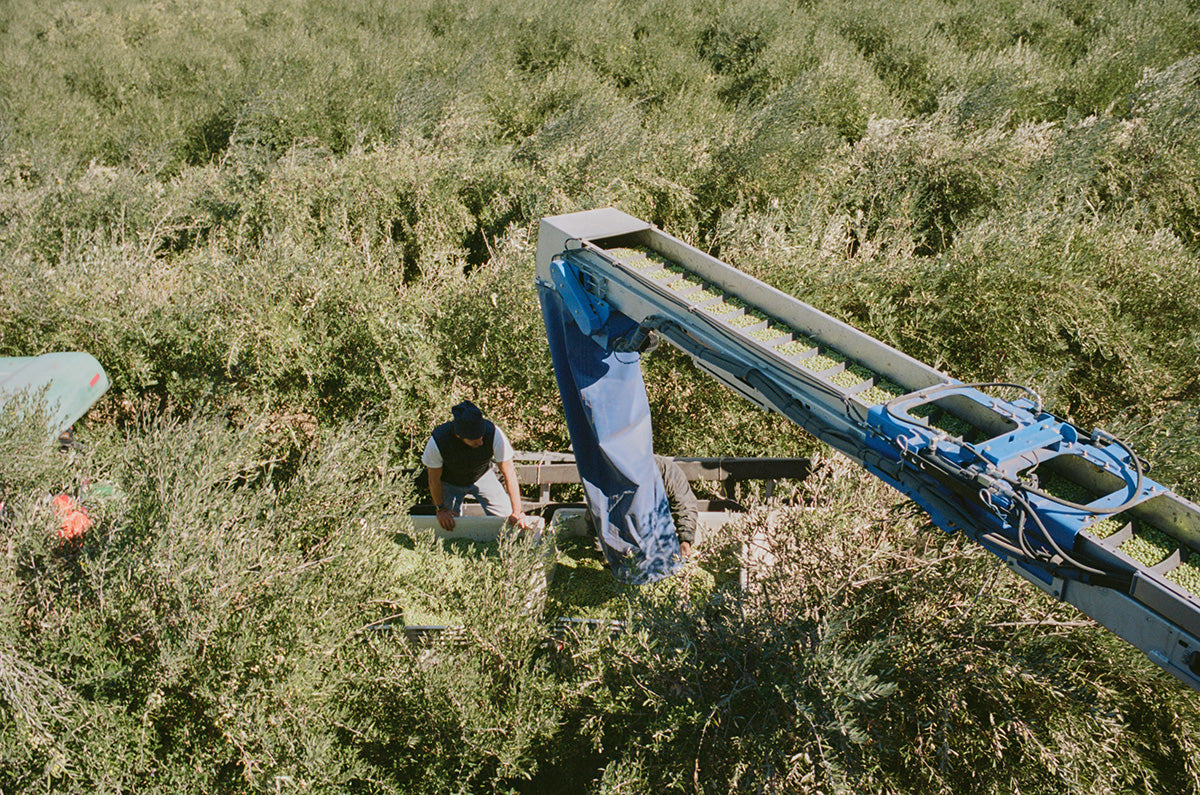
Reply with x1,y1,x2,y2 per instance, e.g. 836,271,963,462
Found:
421,425,515,469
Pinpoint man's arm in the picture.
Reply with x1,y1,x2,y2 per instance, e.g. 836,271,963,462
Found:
428,467,455,531
671,491,698,557
657,456,699,556
498,458,529,528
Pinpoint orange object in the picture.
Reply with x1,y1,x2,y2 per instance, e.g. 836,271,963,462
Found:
53,494,92,541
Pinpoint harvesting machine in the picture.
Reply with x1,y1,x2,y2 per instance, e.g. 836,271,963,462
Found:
536,207,1200,694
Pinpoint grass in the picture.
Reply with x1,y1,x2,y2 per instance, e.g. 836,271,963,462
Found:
4,411,1200,793
3,0,1200,790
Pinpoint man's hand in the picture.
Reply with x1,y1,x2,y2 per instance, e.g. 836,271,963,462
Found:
680,541,692,558
429,468,454,531
497,459,529,531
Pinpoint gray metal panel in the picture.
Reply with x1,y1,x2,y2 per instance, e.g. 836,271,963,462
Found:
560,232,946,396
536,208,650,282
551,246,903,437
1064,575,1200,691
408,514,546,540
1131,572,1200,639
1008,560,1200,691
514,455,811,485
516,462,583,485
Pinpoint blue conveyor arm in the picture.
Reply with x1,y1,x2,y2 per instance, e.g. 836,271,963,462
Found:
536,209,1200,693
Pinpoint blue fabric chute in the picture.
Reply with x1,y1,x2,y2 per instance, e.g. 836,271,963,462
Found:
539,283,682,584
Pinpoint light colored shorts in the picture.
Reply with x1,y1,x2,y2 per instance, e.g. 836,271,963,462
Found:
439,467,512,517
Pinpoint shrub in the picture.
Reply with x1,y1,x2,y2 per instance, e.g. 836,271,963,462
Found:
522,456,1200,793
3,1,1200,789
1059,1,1200,117
0,413,421,791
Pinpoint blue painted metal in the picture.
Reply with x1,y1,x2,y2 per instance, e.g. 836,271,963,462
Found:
976,420,1075,465
550,257,610,337
861,383,1155,556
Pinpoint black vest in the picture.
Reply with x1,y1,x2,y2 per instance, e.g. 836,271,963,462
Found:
432,420,496,486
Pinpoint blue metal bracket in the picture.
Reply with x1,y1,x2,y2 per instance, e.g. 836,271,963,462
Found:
977,418,1076,465
550,257,610,336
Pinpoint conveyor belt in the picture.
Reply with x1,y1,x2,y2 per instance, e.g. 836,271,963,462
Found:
536,207,1200,693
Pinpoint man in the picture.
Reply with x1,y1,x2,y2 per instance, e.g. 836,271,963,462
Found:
585,454,699,559
421,400,528,531
654,454,699,557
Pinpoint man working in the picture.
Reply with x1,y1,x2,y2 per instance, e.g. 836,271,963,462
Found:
585,454,698,559
421,400,529,531
654,454,699,557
